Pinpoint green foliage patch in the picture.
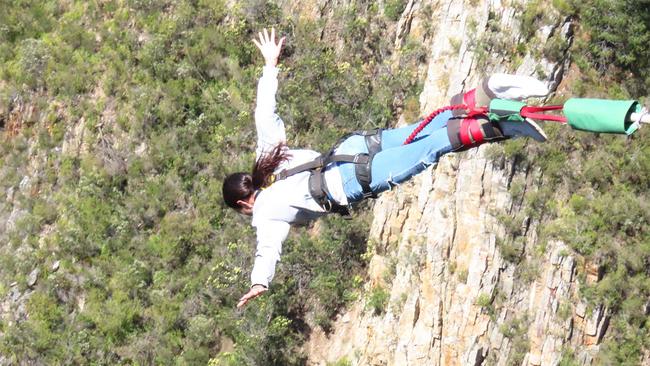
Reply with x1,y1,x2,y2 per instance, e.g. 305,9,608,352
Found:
486,1,650,363
0,0,420,364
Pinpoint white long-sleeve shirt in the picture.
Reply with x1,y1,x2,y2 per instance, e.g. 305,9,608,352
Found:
249,66,347,288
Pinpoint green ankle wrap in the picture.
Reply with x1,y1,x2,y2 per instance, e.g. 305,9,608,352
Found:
487,99,526,123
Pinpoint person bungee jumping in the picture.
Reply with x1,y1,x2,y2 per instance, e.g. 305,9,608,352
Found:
223,28,549,308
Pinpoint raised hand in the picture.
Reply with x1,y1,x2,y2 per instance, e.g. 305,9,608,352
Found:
252,27,285,67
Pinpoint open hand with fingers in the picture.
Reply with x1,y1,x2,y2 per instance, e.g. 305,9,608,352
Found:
237,284,268,309
253,27,285,67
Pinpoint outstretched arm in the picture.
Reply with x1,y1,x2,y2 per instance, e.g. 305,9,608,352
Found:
253,28,288,159
237,219,290,308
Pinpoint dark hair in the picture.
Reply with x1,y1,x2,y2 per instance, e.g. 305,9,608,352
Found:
222,143,291,209
222,172,254,209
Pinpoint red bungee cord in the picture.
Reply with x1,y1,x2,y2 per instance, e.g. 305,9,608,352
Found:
403,104,469,145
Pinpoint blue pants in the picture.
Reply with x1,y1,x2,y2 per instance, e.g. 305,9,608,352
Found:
336,111,454,203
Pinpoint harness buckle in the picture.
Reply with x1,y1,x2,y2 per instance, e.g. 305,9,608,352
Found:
353,154,370,164
322,199,332,212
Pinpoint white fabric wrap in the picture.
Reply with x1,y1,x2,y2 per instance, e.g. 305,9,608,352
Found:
487,73,549,100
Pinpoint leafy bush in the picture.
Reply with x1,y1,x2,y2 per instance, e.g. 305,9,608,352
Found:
384,0,408,21
500,316,530,365
576,0,650,95
366,285,390,315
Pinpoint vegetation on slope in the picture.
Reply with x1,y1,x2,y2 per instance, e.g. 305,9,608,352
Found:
0,0,420,364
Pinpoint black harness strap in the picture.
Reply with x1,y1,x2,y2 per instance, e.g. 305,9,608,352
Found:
357,130,382,198
274,154,367,181
270,129,383,215
308,169,349,215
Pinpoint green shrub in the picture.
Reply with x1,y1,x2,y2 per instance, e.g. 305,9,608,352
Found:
13,39,50,89
366,286,390,316
576,0,650,95
384,0,407,21
519,0,546,41
475,293,492,308
500,316,530,365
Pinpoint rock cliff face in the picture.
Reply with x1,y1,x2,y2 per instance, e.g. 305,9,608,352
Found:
303,1,606,365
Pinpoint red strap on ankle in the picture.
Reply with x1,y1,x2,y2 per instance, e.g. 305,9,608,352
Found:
464,88,489,117
459,119,472,145
464,89,477,109
459,118,484,146
470,119,484,144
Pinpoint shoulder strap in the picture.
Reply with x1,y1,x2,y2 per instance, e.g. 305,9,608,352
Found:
273,154,364,182
274,155,326,181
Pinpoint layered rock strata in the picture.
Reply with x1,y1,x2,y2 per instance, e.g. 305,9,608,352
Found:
305,0,604,365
